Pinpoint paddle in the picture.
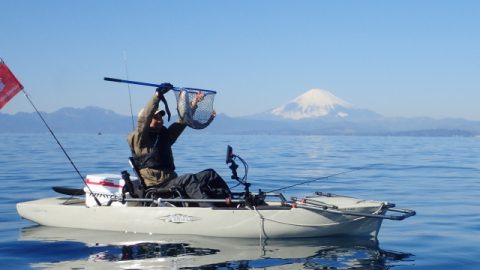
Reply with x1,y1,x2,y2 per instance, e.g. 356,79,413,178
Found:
52,186,85,196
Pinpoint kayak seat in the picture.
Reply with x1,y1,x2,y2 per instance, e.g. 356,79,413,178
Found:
144,186,188,207
128,157,148,190
128,157,187,207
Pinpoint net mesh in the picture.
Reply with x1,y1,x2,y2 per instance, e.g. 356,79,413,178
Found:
174,88,216,129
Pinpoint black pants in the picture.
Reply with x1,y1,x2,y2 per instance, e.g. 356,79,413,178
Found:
159,169,230,207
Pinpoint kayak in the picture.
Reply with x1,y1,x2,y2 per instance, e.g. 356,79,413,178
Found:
16,146,415,239
16,191,414,239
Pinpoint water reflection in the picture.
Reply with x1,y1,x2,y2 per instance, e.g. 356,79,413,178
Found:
87,242,219,263
20,226,413,269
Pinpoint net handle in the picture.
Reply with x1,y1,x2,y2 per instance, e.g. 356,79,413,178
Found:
104,77,217,94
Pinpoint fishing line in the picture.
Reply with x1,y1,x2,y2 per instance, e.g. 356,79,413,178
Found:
22,89,101,206
266,164,377,193
123,51,135,130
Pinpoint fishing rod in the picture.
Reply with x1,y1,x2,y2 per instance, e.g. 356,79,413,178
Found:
266,164,377,193
22,90,102,206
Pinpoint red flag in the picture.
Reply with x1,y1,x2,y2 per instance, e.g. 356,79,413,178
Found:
0,60,24,109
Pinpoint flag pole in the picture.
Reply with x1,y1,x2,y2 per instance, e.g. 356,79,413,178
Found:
21,89,102,206
0,58,101,206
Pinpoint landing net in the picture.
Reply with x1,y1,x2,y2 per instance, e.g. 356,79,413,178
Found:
174,88,216,129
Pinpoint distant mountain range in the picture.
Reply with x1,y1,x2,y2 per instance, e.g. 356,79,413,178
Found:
0,106,132,134
2,89,480,136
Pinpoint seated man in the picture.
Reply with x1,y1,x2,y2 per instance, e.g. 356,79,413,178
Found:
127,83,230,206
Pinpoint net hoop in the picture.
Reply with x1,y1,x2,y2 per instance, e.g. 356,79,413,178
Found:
173,87,217,94
174,87,217,129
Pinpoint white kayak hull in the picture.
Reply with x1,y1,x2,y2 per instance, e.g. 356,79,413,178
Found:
16,194,392,239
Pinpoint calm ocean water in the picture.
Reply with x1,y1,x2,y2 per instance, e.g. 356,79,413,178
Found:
0,133,479,269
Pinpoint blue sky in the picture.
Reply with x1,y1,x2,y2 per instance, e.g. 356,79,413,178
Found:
1,0,479,120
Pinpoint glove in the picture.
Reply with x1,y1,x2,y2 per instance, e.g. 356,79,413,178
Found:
156,83,174,95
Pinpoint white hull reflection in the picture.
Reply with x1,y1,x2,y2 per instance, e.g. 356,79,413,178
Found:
20,226,413,269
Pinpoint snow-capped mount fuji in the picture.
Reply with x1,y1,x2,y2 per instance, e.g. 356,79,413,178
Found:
270,89,352,120
250,88,382,122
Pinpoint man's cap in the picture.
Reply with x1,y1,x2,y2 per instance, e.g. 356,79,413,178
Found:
137,108,166,118
154,110,166,117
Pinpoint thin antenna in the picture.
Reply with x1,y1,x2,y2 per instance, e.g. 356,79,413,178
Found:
123,51,135,130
